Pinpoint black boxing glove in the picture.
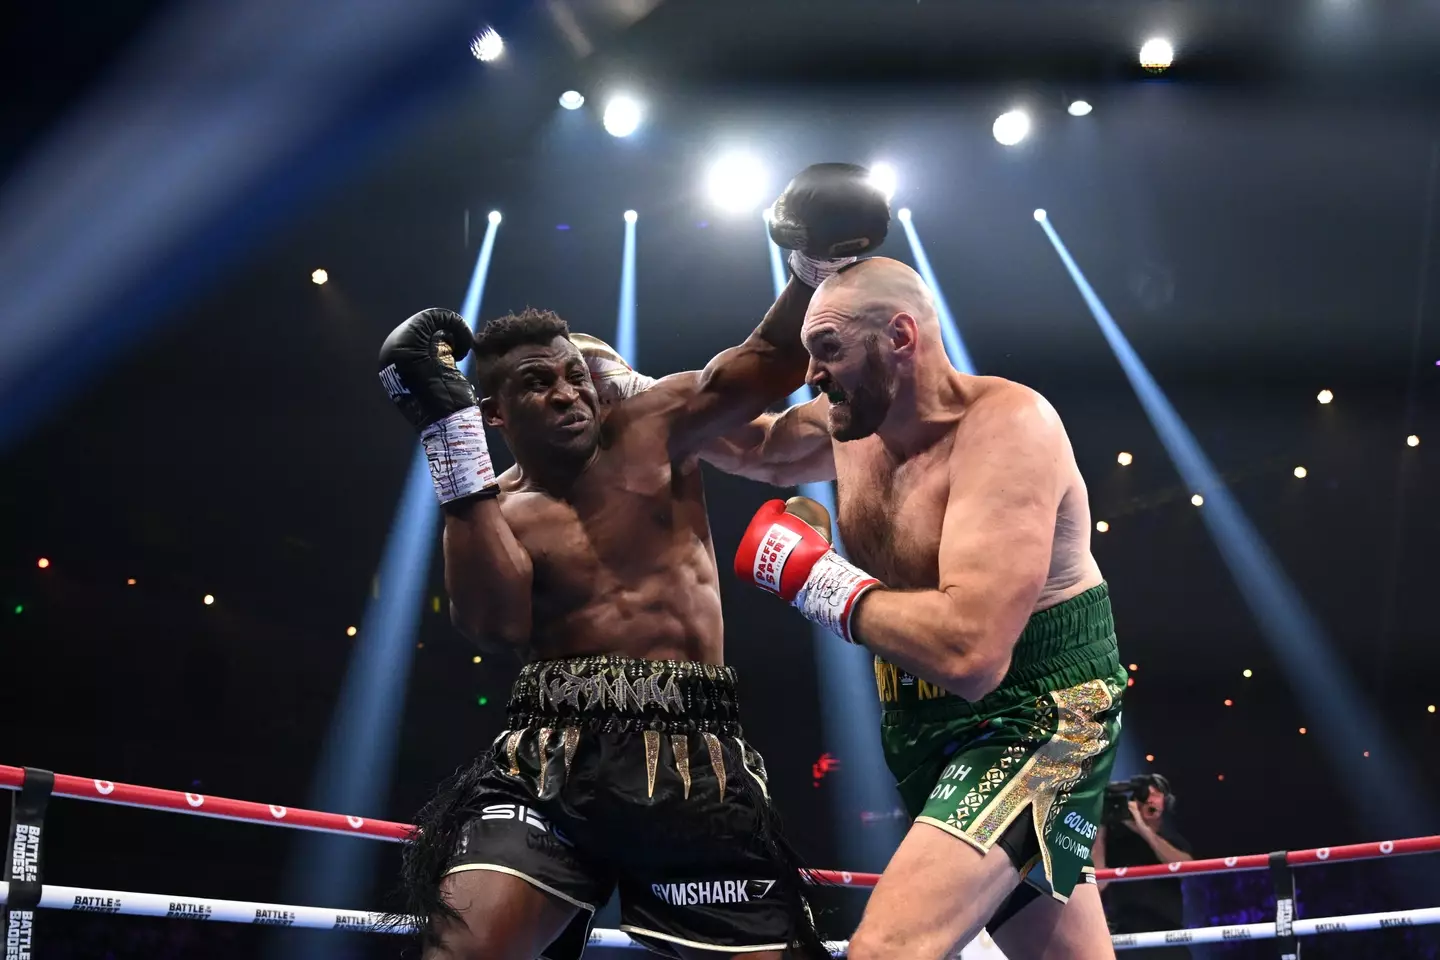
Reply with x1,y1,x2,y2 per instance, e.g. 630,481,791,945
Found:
378,308,497,504
769,163,890,287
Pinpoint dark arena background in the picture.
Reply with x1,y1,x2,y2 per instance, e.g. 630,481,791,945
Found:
3,0,1439,958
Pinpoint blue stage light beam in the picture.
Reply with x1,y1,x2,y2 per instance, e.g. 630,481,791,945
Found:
617,211,638,364
281,215,502,927
766,219,903,871
897,213,976,375
1034,211,1429,833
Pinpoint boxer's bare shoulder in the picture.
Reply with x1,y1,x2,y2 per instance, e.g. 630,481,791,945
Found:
835,375,1100,610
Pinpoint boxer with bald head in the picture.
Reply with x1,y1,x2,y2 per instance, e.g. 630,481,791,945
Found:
734,257,1124,959
377,165,888,960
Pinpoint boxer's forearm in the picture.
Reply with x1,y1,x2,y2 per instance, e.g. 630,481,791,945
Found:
850,588,1014,701
442,497,532,650
674,278,814,452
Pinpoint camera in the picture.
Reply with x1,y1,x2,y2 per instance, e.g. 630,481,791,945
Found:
1101,773,1175,826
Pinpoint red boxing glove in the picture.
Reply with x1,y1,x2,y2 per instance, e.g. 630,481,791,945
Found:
735,497,881,644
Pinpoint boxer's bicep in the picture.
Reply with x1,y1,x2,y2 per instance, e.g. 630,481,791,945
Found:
937,394,1064,658
699,398,836,485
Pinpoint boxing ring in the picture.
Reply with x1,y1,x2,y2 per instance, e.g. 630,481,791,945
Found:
5,764,1440,956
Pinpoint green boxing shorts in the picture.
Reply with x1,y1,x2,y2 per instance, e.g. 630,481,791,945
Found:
875,582,1126,904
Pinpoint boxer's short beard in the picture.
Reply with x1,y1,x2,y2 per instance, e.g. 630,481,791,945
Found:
831,337,893,442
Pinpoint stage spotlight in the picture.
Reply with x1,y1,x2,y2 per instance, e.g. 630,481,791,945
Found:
706,154,769,214
993,109,1031,146
126,578,136,585
1068,100,1093,117
1033,209,1047,222
1117,451,1133,466
1191,493,1204,507
487,210,502,225
203,594,215,605
1407,434,1420,447
1224,699,1233,707
346,626,357,637
1294,466,1308,478
868,162,897,201
1243,668,1253,678
1129,663,1138,671
1139,38,1174,71
1095,521,1110,533
1317,388,1333,404
1299,726,1308,735
37,557,50,569
1145,754,1155,762
1428,704,1435,713
558,90,584,110
603,96,642,138
897,207,912,222
311,269,328,285
623,209,638,223
471,27,503,62
472,655,482,664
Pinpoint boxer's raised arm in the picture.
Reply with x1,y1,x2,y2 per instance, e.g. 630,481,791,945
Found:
848,388,1064,699
700,396,836,485
665,277,815,457
442,498,533,651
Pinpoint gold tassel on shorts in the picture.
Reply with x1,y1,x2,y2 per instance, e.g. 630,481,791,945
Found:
703,732,726,801
504,729,523,777
536,728,553,796
671,734,691,800
562,727,580,783
644,730,660,799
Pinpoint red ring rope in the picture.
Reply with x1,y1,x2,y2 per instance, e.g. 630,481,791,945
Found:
5,763,1437,885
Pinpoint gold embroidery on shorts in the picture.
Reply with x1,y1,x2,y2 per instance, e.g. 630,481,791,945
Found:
536,728,553,796
504,729,523,777
736,737,770,801
874,658,899,703
915,678,951,700
671,734,692,800
562,726,580,781
644,730,661,798
703,733,726,801
965,680,1114,887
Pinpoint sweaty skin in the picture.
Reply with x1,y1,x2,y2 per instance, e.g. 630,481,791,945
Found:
741,257,1101,699
448,279,815,665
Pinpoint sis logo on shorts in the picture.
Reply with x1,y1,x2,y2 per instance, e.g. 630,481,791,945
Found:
478,803,573,847
650,879,776,906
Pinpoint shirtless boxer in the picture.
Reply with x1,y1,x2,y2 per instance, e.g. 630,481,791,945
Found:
377,164,889,960
733,258,1124,960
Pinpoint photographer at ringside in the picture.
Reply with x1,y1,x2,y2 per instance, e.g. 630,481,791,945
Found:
1094,774,1195,957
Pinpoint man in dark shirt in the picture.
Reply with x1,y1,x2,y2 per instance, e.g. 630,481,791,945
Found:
1094,776,1194,958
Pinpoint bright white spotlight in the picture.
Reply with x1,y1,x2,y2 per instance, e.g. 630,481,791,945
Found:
993,109,1031,146
1068,100,1093,117
487,210,502,225
867,162,898,201
558,90,584,110
1033,209,1047,222
897,207,912,222
603,96,642,138
706,154,769,214
311,268,328,285
1139,38,1174,71
763,206,775,223
623,209,638,223
471,27,504,62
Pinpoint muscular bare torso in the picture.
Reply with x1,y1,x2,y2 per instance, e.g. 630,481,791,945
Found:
496,400,724,665
834,376,1102,609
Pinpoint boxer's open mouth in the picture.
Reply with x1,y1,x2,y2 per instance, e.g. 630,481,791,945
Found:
826,388,847,404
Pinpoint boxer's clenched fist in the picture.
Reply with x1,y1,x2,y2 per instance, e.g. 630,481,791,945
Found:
734,496,881,644
379,308,496,503
571,333,657,405
769,163,891,287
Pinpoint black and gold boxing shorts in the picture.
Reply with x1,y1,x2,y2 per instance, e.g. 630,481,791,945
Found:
402,655,824,960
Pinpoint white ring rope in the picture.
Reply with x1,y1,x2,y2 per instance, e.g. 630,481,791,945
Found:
4,881,1438,954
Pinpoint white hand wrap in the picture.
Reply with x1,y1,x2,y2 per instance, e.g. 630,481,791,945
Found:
587,356,657,403
420,407,496,503
793,552,880,644
788,250,859,289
